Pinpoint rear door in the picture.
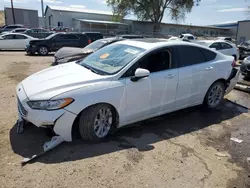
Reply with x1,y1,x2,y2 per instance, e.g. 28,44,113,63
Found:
175,45,217,109
220,42,234,56
14,34,29,49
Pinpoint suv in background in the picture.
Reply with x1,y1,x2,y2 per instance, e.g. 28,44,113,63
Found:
26,33,91,55
83,32,103,42
0,24,24,33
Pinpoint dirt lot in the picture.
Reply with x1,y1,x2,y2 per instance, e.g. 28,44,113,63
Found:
0,51,250,188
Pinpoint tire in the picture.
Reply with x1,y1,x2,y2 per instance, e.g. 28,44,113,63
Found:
38,46,49,56
27,51,34,56
79,104,115,141
203,81,225,109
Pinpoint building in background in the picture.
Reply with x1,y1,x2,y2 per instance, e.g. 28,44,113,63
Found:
4,7,38,28
44,5,231,37
236,20,250,44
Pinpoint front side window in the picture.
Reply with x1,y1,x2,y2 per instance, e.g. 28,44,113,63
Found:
2,35,15,39
139,50,172,73
122,48,174,78
78,44,145,75
178,46,206,67
187,36,194,40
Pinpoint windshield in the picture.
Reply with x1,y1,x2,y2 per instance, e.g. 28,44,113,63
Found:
82,39,108,52
78,43,145,75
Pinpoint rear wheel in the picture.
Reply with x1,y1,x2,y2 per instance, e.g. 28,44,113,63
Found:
38,46,49,56
203,81,225,109
79,104,114,141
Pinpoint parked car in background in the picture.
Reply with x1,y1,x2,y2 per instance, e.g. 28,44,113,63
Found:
116,34,145,39
240,56,250,78
238,40,250,60
195,40,239,60
51,27,69,32
217,37,232,42
16,39,239,142
24,28,54,39
0,33,36,50
1,28,28,35
83,32,103,42
26,33,91,55
53,37,124,66
0,24,24,33
169,33,196,41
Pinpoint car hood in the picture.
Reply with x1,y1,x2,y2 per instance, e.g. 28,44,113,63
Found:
55,47,93,59
21,62,109,100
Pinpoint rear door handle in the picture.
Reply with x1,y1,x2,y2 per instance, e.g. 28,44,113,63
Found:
206,66,214,70
165,74,175,78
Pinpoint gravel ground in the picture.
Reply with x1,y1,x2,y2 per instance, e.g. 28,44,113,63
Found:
0,51,250,188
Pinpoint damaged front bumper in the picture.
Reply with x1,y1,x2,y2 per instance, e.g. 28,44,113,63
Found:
16,84,77,142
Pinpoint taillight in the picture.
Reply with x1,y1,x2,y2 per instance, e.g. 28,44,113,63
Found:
231,60,236,67
88,39,91,44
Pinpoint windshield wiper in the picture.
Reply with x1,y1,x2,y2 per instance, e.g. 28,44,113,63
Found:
80,63,105,75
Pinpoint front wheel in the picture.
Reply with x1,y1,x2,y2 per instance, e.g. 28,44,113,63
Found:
203,81,225,109
38,46,49,56
79,104,115,141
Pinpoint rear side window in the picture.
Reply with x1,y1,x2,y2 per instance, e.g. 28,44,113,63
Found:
209,42,222,50
15,35,27,39
200,48,217,61
221,42,232,49
178,46,206,67
187,36,194,40
55,34,79,40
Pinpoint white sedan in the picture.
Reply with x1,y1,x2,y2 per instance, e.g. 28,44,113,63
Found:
16,39,239,142
194,40,239,60
0,33,36,50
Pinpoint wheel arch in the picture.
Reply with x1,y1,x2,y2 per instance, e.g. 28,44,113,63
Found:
203,78,226,103
71,102,120,140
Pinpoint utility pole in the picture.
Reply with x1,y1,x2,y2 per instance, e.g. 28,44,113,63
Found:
41,0,46,28
11,0,16,24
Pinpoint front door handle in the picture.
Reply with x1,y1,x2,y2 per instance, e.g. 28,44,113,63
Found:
206,66,214,70
165,74,175,78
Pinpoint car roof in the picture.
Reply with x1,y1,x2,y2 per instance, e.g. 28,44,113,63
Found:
116,38,206,50
181,33,194,36
196,40,231,45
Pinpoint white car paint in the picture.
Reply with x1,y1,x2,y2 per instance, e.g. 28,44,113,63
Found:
194,40,239,60
0,33,36,50
16,40,239,142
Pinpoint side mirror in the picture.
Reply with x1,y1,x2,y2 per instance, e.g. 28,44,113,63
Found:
131,68,150,82
211,48,217,51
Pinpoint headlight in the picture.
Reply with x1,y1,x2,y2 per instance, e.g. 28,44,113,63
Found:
27,98,74,110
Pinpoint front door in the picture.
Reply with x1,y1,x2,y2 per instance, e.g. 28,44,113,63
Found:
123,47,179,123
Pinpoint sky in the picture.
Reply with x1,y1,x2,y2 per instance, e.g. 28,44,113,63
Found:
0,0,249,26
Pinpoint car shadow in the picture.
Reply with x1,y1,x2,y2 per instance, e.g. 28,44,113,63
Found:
25,53,55,57
9,99,247,164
